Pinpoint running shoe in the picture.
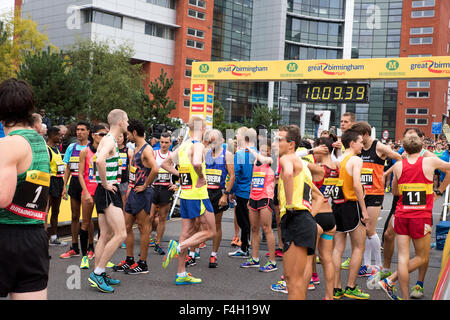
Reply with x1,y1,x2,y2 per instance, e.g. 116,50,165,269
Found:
341,257,350,270
308,281,316,290
228,248,250,259
230,236,241,247
316,256,321,264
113,260,133,272
162,240,180,269
125,262,149,274
311,274,320,285
175,273,202,285
120,242,126,249
344,286,370,300
87,249,95,260
379,278,401,300
209,255,218,268
199,242,207,249
358,265,371,277
194,251,201,259
266,248,283,259
240,258,260,268
103,274,120,286
333,288,345,299
60,248,80,259
49,237,68,246
80,256,89,269
185,256,196,267
259,261,277,272
410,284,424,299
154,243,165,255
88,272,114,293
149,237,156,247
367,269,391,290
271,281,288,294
106,261,115,268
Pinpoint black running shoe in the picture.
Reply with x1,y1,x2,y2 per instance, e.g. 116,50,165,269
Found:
113,260,133,272
125,262,149,274
185,256,196,267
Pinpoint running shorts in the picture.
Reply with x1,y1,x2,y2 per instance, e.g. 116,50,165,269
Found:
94,184,123,214
0,224,49,297
364,194,384,208
334,201,365,233
280,210,317,256
393,216,433,239
152,185,174,206
180,198,214,219
248,198,274,213
208,188,229,214
125,187,153,215
68,176,83,202
314,212,336,233
49,176,64,198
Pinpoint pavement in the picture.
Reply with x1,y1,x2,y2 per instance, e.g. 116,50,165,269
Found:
34,192,447,301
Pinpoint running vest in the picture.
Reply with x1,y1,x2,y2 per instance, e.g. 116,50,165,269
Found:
0,129,50,224
205,147,228,190
360,140,385,195
118,146,129,184
396,157,433,219
178,140,209,200
250,162,275,201
339,153,358,202
68,142,86,177
85,144,99,195
129,143,152,188
94,134,120,185
48,145,65,178
314,164,340,203
278,159,313,218
153,149,172,186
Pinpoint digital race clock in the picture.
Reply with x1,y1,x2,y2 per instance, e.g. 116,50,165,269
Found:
297,83,370,103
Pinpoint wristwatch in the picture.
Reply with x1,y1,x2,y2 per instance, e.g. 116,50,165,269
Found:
434,189,443,196
223,190,230,195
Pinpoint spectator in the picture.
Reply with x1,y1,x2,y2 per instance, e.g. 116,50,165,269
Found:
40,108,51,128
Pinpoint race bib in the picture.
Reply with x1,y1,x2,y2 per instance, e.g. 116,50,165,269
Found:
251,172,266,189
360,168,373,187
155,168,171,186
330,179,345,204
206,168,222,189
401,184,427,209
321,178,339,199
129,165,137,188
302,182,313,210
56,160,66,178
179,167,193,189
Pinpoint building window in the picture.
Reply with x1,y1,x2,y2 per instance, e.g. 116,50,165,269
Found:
145,22,175,40
406,108,429,115
405,118,428,125
410,37,433,45
407,91,430,98
410,27,434,35
187,39,204,50
412,0,435,8
185,58,198,66
187,28,205,39
407,81,430,88
85,10,123,29
411,10,435,18
147,0,176,9
188,0,206,9
183,88,191,96
188,9,206,20
184,100,190,108
185,69,192,78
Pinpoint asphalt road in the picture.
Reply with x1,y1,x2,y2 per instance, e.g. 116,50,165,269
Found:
37,192,447,301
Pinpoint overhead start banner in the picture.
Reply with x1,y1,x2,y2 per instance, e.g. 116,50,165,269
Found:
192,56,450,81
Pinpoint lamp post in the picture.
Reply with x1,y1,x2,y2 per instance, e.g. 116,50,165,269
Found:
226,96,236,123
278,96,289,125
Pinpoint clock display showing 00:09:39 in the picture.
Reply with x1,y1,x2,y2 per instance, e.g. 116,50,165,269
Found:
297,83,370,103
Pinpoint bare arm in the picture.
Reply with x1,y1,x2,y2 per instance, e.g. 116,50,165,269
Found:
280,155,295,207
225,151,235,193
350,157,368,221
161,148,179,177
307,162,325,182
378,142,402,161
77,148,91,199
0,139,18,207
310,182,324,217
135,146,159,192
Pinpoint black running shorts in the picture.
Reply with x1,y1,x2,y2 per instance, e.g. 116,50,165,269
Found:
68,176,82,202
334,201,365,232
280,210,317,255
314,212,336,233
94,184,123,214
208,188,229,214
152,185,174,206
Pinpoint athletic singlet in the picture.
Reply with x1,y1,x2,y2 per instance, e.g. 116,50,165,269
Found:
129,143,152,188
339,153,358,202
67,142,86,177
94,134,120,185
0,129,50,224
48,145,65,178
314,164,340,203
178,140,209,200
360,139,385,195
278,160,313,218
205,147,228,190
118,146,129,184
153,149,172,186
85,144,99,195
250,162,275,201
396,157,433,219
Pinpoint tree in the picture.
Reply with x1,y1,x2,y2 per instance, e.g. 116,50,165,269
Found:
67,39,146,121
247,104,281,130
17,48,89,124
0,10,56,81
212,99,242,135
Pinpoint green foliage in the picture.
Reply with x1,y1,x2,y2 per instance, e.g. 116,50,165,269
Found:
212,100,241,135
246,104,281,130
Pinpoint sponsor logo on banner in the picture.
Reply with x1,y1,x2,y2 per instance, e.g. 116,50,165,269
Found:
207,84,214,93
206,115,212,123
386,60,399,71
207,95,213,103
206,104,213,113
307,62,365,76
217,64,269,77
192,84,205,92
286,62,298,72
191,104,204,112
410,60,450,74
199,64,210,73
191,94,205,102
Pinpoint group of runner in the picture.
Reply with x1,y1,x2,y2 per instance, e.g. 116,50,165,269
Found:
0,77,448,300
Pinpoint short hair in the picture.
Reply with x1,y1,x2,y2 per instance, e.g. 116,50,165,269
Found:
76,120,90,131
314,137,333,153
351,121,372,136
32,113,42,125
127,119,145,137
244,128,257,144
207,129,223,144
107,109,127,126
160,132,171,140
88,124,107,143
342,112,356,123
341,129,361,149
0,78,35,127
403,127,424,138
402,134,423,154
47,126,60,138
279,125,301,149
188,115,205,132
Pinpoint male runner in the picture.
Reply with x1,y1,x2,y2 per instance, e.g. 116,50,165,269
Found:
88,109,129,293
150,131,178,256
331,128,370,300
380,134,450,300
60,121,91,258
46,126,68,246
205,129,235,268
351,121,401,276
114,119,158,274
0,78,51,300
276,125,323,300
78,124,108,269
160,115,216,285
